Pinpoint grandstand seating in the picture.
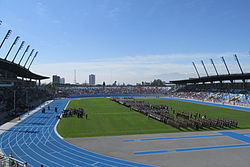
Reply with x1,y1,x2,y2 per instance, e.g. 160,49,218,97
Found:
167,91,250,107
0,56,51,126
0,86,53,125
56,86,169,97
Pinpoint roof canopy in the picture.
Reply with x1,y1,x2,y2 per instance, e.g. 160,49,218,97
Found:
170,73,250,84
0,58,49,80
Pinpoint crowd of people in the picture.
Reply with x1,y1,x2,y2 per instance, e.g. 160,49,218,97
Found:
112,97,238,130
166,91,250,106
62,108,85,118
0,86,53,125
57,86,169,96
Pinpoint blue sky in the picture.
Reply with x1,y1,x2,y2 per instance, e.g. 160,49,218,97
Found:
0,0,250,84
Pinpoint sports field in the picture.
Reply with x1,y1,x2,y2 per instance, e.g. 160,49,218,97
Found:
57,98,250,138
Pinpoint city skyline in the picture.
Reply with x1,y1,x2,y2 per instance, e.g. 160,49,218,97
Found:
1,0,250,84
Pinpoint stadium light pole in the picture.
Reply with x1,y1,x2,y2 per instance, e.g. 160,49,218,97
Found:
18,45,30,65
234,54,244,74
201,60,209,77
4,36,20,60
221,57,230,75
12,41,25,63
28,51,38,70
210,59,219,76
0,30,12,49
192,62,200,78
24,49,34,68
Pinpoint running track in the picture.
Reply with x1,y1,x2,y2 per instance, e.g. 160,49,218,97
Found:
1,97,250,166
0,98,154,167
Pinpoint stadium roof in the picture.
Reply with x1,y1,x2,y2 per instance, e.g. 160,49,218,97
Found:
0,58,49,80
170,73,250,84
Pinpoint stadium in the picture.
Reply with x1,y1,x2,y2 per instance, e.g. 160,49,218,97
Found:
1,1,250,167
1,30,250,167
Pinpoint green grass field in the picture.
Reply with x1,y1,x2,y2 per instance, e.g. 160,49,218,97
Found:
57,98,250,138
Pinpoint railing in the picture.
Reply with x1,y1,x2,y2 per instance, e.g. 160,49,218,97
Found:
0,153,27,167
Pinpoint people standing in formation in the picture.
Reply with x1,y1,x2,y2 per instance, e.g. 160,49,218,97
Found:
112,97,238,130
62,108,85,118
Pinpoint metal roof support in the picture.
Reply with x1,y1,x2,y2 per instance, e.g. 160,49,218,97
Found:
24,49,34,68
18,45,30,65
221,57,230,75
28,51,38,70
210,58,219,76
201,60,209,77
12,41,25,62
0,30,12,49
192,62,200,78
4,36,20,60
234,54,244,74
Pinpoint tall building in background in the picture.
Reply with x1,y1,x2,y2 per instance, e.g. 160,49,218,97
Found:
60,77,65,84
89,74,95,85
52,75,60,84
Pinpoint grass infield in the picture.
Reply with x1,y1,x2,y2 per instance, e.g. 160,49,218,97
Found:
57,98,250,138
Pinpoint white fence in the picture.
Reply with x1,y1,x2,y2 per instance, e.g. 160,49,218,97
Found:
0,153,27,167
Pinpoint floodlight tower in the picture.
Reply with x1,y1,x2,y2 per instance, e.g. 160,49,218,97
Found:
4,36,20,60
234,54,244,74
18,45,30,65
0,30,12,49
201,60,209,77
12,41,25,62
24,49,34,68
210,59,219,76
192,62,200,78
221,57,230,75
28,51,38,70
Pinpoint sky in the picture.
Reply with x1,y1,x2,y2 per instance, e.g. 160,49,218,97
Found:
0,0,250,84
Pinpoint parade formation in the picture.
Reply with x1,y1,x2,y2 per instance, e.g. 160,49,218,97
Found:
62,108,85,118
112,97,238,130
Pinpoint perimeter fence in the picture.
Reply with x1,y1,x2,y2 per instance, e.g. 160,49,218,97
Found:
0,153,27,167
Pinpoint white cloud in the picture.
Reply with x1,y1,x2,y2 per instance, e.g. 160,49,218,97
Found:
31,53,250,85
35,1,47,17
107,7,120,18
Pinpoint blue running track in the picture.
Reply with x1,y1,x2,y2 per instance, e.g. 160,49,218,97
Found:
0,99,154,167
